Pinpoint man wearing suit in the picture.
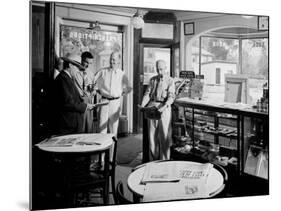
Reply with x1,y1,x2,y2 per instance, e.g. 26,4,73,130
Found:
53,56,95,135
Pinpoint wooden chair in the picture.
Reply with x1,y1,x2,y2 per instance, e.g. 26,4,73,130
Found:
116,181,133,204
67,148,111,206
68,137,118,206
92,137,118,203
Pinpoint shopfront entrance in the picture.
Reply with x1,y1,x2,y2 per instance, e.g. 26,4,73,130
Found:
137,44,172,132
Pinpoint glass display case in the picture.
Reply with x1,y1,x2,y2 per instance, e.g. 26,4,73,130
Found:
172,105,240,174
172,98,269,179
242,115,268,180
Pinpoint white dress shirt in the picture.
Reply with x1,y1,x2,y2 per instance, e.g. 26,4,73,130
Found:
94,67,132,98
71,68,95,97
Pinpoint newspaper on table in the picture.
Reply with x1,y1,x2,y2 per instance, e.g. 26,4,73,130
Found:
36,137,76,147
143,181,208,202
141,162,180,184
142,162,213,201
142,162,213,183
36,135,102,147
178,162,213,183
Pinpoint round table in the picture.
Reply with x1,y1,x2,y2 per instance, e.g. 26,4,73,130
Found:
37,133,114,153
36,133,115,206
127,161,224,202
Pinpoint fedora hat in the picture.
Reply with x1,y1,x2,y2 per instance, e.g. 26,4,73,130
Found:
61,56,85,71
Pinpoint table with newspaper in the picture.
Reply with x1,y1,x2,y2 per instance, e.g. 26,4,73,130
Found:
127,161,224,202
36,133,114,153
36,133,115,205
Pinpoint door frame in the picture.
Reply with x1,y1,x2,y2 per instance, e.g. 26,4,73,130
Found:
133,42,173,133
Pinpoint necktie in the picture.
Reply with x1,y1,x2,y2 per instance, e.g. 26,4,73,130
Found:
82,72,87,91
156,78,163,100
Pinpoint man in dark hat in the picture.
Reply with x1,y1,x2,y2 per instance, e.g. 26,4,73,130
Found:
52,56,95,135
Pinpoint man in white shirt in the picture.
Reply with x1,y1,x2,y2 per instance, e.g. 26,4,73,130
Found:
94,51,132,138
141,60,175,160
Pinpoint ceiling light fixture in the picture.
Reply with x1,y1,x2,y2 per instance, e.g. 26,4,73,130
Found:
132,10,145,29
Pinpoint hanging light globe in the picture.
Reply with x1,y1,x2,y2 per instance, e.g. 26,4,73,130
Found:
132,11,145,29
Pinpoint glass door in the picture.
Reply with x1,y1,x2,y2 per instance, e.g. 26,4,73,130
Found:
137,44,172,132
142,47,171,85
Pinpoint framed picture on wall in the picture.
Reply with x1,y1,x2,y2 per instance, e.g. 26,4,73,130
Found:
184,22,195,35
258,16,269,31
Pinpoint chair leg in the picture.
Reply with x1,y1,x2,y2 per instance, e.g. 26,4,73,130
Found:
111,173,117,203
133,193,140,203
102,183,109,205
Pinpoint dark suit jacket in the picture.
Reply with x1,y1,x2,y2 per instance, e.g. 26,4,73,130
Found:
53,70,87,135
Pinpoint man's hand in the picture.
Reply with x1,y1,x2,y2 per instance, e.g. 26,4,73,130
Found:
87,103,96,110
158,105,167,113
89,90,97,97
138,104,143,109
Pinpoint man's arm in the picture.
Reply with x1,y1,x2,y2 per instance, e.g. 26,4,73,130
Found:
165,78,176,106
92,69,103,93
141,79,153,107
121,74,132,95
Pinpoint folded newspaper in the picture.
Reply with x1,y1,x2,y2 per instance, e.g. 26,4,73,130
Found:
36,137,77,147
143,181,208,202
141,162,213,201
141,162,213,184
141,162,180,184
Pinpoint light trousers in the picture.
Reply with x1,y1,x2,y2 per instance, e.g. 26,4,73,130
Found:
82,96,94,133
98,98,121,137
98,98,121,161
147,102,172,160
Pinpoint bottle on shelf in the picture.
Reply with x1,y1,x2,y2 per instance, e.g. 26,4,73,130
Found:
257,99,261,112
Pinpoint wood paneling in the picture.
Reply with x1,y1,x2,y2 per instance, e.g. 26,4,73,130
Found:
32,6,45,76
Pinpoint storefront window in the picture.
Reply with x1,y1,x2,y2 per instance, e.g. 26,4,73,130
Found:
200,37,239,103
173,47,180,77
60,25,123,75
195,36,268,105
191,38,200,75
242,38,268,104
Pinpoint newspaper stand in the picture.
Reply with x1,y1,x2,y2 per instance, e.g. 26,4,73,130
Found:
140,106,162,162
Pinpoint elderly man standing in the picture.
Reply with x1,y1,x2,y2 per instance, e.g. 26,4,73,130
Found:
140,60,175,160
94,51,132,138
